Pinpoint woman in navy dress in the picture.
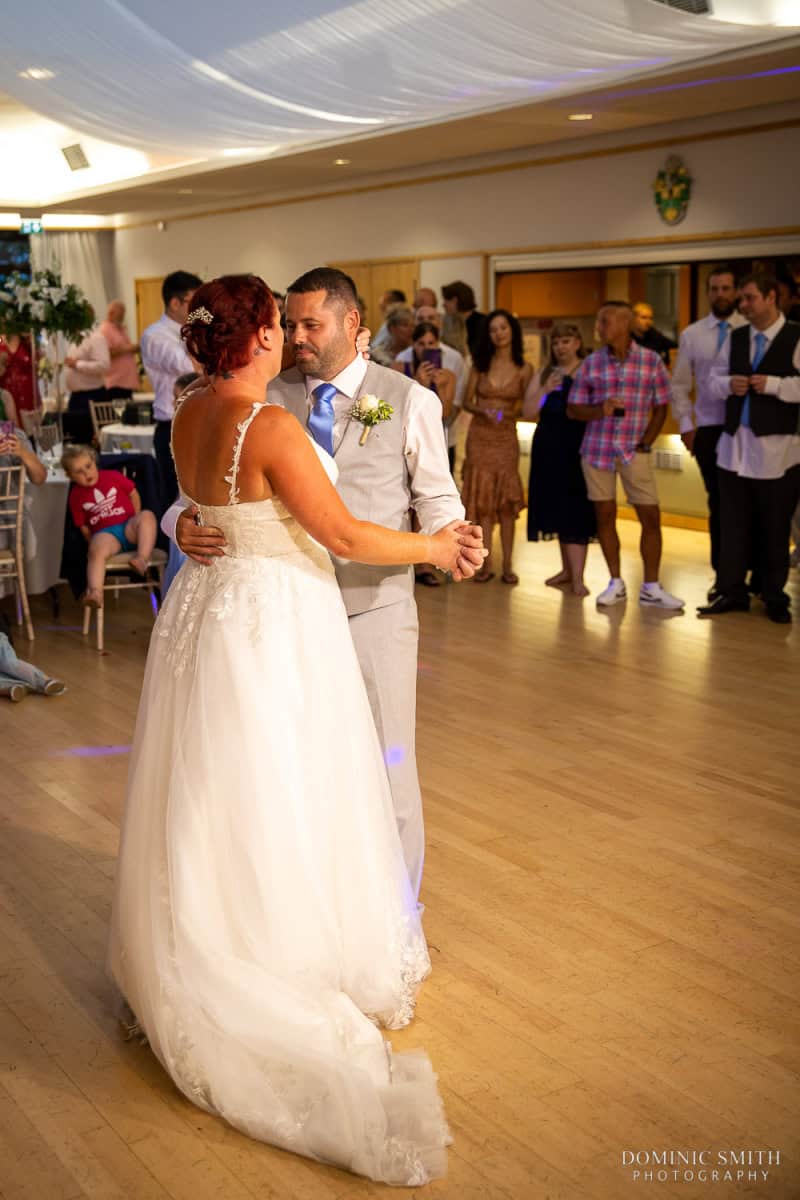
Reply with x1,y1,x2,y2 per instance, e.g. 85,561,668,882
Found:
525,323,595,596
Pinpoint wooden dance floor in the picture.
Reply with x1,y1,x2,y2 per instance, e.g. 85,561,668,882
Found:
1,521,798,1199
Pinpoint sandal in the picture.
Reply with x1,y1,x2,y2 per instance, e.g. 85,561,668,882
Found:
415,570,442,587
473,570,495,583
501,572,519,586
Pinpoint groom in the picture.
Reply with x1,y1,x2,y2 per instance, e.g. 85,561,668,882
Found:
164,267,485,899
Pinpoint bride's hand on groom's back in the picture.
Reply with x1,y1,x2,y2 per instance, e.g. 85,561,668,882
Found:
176,507,226,564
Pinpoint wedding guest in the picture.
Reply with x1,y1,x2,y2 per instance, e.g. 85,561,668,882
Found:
671,265,746,599
65,311,110,425
525,323,595,596
632,302,677,366
393,322,457,588
140,270,202,507
0,330,40,414
400,307,466,467
100,300,140,403
370,289,407,354
568,301,684,610
392,322,456,422
0,425,46,486
0,632,65,702
62,444,157,609
461,309,533,584
369,306,414,366
698,272,800,624
442,281,486,356
776,268,800,322
441,311,469,359
413,287,437,310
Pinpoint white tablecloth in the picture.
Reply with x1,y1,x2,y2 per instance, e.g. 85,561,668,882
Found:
26,471,70,594
100,423,156,455
0,470,70,598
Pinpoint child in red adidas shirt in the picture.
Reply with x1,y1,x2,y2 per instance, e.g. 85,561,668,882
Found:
62,444,157,608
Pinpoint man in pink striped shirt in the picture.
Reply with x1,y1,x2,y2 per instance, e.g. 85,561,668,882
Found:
568,301,684,609
100,301,140,403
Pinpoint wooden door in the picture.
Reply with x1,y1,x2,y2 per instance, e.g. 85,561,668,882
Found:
134,277,164,393
329,259,420,335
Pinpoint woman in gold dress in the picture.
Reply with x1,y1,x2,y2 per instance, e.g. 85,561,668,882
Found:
461,309,533,584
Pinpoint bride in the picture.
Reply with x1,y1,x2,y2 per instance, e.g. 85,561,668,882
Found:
106,274,464,1185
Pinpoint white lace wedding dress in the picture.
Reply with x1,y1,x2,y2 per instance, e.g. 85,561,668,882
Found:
107,403,449,1185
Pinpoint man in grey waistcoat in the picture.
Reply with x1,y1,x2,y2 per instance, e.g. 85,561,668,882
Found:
164,267,485,899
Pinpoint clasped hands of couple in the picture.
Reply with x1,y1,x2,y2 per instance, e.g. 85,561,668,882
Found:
176,513,488,580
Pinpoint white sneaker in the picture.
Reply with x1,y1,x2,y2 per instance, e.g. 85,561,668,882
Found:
596,578,627,606
639,582,685,609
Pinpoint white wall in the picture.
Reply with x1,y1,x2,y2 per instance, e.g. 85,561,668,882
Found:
113,102,800,321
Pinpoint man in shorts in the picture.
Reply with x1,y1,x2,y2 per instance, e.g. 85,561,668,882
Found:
568,301,684,609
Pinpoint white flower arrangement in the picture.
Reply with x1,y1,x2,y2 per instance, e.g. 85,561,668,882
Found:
349,394,393,445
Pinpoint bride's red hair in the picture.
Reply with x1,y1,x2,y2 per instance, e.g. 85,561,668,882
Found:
181,274,277,375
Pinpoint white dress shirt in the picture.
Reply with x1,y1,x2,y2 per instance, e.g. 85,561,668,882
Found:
161,354,464,541
140,313,194,421
302,354,463,534
65,327,111,393
710,314,800,480
394,343,466,447
671,311,747,433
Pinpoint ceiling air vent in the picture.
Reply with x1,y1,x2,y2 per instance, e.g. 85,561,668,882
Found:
61,143,90,171
649,0,711,11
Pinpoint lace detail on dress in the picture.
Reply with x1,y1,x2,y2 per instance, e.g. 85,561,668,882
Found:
224,403,266,504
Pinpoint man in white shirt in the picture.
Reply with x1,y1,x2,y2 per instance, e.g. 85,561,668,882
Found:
140,270,202,506
671,265,746,598
699,272,800,624
163,267,485,899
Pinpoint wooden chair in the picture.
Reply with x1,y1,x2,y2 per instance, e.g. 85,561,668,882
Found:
89,399,117,441
0,464,34,640
82,548,167,652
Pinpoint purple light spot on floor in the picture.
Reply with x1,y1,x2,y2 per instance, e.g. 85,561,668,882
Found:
384,745,406,767
51,745,132,758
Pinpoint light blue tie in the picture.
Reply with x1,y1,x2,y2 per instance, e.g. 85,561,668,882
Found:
308,383,337,456
715,319,729,352
741,331,767,428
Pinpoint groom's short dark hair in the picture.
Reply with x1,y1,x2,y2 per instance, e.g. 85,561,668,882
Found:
287,267,359,311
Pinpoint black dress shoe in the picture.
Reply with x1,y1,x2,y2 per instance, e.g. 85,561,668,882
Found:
696,594,750,616
707,585,722,603
766,606,792,624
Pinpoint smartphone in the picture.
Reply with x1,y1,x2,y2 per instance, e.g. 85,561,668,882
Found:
0,420,14,439
422,348,442,370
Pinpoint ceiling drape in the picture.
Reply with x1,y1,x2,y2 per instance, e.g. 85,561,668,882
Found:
0,1,794,158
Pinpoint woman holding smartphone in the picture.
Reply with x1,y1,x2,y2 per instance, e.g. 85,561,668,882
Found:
393,321,457,586
392,321,455,421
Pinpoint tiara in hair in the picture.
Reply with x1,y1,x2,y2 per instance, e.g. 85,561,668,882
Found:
186,306,213,325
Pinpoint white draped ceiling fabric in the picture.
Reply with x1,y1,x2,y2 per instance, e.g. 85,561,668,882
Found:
0,0,795,163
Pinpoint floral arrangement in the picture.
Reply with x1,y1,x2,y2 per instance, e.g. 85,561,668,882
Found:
350,394,393,445
0,267,94,339
652,155,692,226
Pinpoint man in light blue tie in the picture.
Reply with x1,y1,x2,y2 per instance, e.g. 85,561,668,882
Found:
700,272,800,623
671,265,746,599
167,267,486,899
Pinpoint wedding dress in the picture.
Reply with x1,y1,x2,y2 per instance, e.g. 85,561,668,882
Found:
107,403,449,1185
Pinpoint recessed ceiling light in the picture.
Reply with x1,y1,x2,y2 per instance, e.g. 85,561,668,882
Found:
333,158,351,166
19,66,55,81
568,113,594,121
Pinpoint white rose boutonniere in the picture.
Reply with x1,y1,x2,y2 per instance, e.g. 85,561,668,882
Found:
350,394,393,445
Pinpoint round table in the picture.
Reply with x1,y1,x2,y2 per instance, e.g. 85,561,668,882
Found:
100,423,156,456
